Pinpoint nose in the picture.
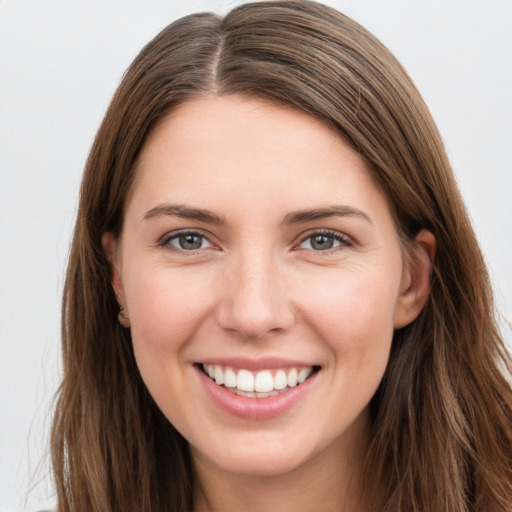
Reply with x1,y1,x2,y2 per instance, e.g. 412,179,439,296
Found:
215,251,295,341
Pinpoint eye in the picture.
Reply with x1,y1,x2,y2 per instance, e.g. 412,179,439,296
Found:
298,231,352,251
162,231,213,251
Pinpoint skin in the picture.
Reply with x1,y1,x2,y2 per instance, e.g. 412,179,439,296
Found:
104,94,435,511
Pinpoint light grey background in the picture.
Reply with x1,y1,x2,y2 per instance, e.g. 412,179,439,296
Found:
1,0,511,510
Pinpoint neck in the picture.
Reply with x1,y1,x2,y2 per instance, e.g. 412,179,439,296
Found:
192,412,370,512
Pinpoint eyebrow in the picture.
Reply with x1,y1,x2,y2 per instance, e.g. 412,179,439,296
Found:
142,203,372,226
284,205,373,225
143,203,225,224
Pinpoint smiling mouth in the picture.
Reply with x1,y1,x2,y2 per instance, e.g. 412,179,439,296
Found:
200,363,320,398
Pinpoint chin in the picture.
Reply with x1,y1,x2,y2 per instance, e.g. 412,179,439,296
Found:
190,427,322,478
207,450,308,478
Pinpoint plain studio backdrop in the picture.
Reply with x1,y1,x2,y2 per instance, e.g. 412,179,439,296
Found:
0,0,511,510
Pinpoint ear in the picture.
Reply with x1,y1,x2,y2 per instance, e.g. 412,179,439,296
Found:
102,232,131,328
394,229,436,329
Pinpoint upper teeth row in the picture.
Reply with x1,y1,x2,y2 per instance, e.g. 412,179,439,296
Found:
202,364,314,393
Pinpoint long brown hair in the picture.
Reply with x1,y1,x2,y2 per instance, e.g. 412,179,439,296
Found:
51,1,512,510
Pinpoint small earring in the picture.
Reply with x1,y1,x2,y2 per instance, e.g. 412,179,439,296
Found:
118,306,131,327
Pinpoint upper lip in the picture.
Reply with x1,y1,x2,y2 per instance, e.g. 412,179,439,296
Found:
198,357,319,371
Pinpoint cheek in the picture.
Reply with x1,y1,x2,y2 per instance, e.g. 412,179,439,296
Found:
124,267,218,402
127,266,214,344
124,268,217,423
297,266,399,363
286,266,400,445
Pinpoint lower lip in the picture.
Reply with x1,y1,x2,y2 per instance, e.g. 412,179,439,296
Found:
195,366,318,420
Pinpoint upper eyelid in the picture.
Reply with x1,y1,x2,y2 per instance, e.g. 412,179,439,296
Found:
296,228,352,245
158,228,215,246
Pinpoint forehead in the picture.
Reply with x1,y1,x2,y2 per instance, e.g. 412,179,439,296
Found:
127,94,387,223
140,94,361,165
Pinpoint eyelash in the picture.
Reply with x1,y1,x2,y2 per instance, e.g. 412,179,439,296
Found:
158,229,353,254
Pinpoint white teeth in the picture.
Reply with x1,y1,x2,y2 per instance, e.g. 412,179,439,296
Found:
234,389,279,398
254,370,274,392
214,365,224,385
224,368,237,388
297,367,313,384
237,369,255,392
287,368,298,388
274,370,288,390
237,389,256,398
202,363,315,395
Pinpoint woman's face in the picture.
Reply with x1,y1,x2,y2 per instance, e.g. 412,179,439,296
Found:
106,95,430,478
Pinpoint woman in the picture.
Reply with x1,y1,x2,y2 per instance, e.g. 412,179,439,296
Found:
51,1,512,510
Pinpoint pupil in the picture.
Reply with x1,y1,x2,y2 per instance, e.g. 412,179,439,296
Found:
312,234,334,250
180,234,202,250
